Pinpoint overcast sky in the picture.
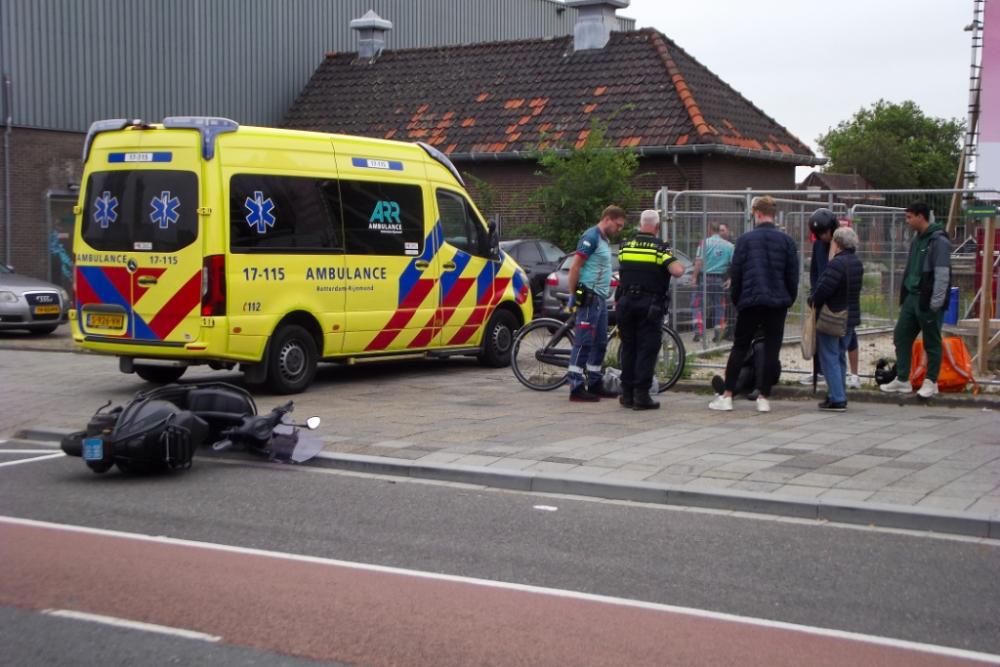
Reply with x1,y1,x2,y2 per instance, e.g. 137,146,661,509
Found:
621,0,975,181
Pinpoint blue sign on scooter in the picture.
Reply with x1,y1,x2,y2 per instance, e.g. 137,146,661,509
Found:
82,438,104,461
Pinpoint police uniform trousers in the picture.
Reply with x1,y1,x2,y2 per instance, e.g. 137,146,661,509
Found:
617,292,661,392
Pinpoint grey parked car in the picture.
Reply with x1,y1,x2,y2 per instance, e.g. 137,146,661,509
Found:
499,238,566,310
0,261,70,334
540,246,695,327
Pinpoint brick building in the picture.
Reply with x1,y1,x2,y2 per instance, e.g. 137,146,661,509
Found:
1,0,634,285
282,1,825,234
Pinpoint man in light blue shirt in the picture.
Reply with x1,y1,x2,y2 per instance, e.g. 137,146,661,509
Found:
691,220,734,342
566,205,625,402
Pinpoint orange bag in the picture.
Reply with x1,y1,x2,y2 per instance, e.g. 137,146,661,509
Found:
910,336,979,394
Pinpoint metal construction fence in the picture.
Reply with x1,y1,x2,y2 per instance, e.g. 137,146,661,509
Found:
649,188,1000,370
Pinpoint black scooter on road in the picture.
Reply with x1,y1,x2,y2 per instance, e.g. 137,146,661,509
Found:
60,382,322,474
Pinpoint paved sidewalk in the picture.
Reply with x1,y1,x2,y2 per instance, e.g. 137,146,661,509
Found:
3,326,1000,537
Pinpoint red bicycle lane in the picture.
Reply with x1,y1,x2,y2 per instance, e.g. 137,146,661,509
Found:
1,518,997,667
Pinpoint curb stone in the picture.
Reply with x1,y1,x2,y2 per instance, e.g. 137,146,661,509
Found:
670,380,1000,410
19,430,1000,540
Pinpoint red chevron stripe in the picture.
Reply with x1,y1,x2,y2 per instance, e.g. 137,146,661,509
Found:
74,267,100,308
443,277,476,308
446,277,513,346
365,278,438,352
148,271,202,340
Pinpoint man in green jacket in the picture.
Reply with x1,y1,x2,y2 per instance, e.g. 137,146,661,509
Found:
881,201,952,398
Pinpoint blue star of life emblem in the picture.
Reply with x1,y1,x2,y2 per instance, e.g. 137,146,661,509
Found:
94,191,119,228
245,191,276,234
150,191,181,229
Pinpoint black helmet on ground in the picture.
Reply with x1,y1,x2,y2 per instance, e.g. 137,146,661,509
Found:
874,358,897,386
808,208,839,236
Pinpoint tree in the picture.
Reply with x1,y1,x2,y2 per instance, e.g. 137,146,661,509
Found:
524,117,644,250
817,100,963,190
463,172,500,221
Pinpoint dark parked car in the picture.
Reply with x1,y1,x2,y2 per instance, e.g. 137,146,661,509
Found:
0,261,71,334
499,238,566,308
540,246,695,328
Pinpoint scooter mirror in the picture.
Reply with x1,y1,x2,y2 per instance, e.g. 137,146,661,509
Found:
306,416,321,430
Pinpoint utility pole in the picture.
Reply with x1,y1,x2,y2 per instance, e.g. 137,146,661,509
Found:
949,0,985,237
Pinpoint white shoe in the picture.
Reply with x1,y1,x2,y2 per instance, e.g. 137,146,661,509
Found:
756,397,770,413
799,374,825,385
847,374,861,390
709,395,733,411
879,378,913,393
917,379,939,398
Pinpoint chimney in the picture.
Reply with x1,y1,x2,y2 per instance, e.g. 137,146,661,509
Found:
565,0,629,51
350,9,393,61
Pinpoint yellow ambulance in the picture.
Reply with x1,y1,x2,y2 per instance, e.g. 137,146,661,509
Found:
71,117,531,394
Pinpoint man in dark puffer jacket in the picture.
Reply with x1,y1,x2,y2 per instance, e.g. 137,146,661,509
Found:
709,196,798,413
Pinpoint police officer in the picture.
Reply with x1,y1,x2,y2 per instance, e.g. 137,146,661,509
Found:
616,210,685,410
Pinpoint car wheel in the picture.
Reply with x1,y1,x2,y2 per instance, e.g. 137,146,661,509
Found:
28,325,58,335
478,309,518,368
134,365,187,384
265,324,318,395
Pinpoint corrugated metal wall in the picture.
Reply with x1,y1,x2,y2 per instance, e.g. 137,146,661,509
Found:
0,0,636,132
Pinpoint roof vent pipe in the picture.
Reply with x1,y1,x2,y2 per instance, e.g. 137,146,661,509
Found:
350,10,393,61
565,0,630,51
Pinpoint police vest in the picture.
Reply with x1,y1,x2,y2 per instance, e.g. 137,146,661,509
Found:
617,233,675,295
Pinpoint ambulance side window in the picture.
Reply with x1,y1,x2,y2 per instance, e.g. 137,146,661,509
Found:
437,190,488,257
229,174,342,253
340,180,424,256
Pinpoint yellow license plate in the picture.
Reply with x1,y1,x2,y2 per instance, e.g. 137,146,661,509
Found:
34,305,60,315
87,313,124,329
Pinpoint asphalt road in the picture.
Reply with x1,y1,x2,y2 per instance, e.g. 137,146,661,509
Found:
1,448,998,666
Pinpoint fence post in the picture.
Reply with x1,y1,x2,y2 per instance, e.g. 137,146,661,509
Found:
889,215,896,323
799,205,806,326
979,216,995,376
659,186,669,243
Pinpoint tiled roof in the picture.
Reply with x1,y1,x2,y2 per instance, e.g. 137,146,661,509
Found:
282,28,819,165
800,172,874,190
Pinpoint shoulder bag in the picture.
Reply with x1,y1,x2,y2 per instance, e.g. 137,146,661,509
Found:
815,256,849,338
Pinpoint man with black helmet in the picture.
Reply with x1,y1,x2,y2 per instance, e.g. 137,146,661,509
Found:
802,209,861,388
615,210,684,409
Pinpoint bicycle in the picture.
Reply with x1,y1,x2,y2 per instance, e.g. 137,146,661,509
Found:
510,311,686,392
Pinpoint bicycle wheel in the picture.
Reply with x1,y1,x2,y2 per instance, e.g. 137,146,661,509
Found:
653,324,686,393
511,319,575,391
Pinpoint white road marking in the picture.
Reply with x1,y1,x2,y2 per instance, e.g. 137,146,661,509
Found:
0,449,66,454
0,452,65,468
41,609,221,642
4,515,999,665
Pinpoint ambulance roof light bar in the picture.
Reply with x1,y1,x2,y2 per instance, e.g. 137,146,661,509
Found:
82,119,130,162
83,117,240,163
162,117,239,161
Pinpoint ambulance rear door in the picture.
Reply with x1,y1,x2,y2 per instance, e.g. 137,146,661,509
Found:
77,142,204,344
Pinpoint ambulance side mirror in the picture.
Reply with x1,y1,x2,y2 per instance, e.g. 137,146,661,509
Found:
488,220,501,261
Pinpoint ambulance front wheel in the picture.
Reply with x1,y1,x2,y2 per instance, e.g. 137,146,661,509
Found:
479,309,518,368
265,324,318,395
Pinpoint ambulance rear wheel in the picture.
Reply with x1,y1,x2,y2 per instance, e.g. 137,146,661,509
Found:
266,325,317,395
134,365,187,384
478,310,518,368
